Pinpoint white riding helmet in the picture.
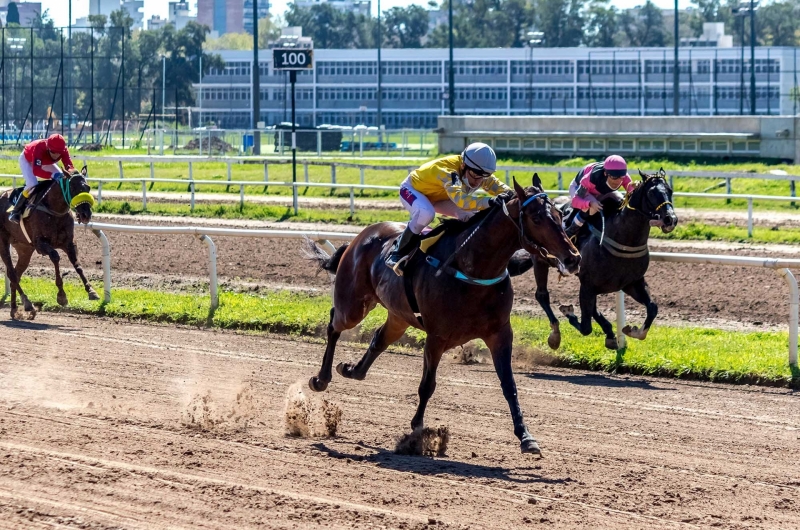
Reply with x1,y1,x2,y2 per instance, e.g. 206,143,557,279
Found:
462,142,496,175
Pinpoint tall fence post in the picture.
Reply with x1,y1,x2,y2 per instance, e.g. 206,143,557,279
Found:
226,161,232,192
97,182,103,204
317,130,322,156
557,171,563,190
791,179,796,208
360,167,365,186
190,181,195,212
331,164,336,184
726,178,732,204
197,234,219,319
747,198,754,238
240,184,245,208
616,291,627,350
778,268,798,366
505,169,510,186
150,161,155,185
188,161,193,181
92,229,111,303
349,187,355,217
263,162,269,192
141,180,147,210
118,161,123,180
304,161,309,183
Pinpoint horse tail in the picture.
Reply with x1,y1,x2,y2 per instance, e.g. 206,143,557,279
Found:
302,237,349,275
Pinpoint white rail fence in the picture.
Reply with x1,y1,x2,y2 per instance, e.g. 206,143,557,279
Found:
21,221,791,367
0,173,792,237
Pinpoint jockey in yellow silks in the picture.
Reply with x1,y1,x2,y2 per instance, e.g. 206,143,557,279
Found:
386,142,512,275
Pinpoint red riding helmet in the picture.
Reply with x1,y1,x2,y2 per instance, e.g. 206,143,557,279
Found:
46,134,67,156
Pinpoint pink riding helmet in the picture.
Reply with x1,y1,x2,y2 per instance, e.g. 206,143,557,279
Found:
603,155,628,178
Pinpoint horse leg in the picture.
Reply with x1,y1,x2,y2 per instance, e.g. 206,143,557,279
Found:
622,279,658,341
591,307,618,350
0,241,30,319
36,239,67,307
309,308,342,392
484,324,540,455
12,245,33,304
337,312,408,381
410,335,446,432
560,285,596,338
65,241,99,301
533,257,561,350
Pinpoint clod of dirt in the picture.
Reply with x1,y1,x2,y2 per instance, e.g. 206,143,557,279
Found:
394,426,450,457
181,383,257,432
453,341,489,365
284,381,342,437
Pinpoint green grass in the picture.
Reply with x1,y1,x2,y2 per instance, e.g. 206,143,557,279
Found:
652,222,800,245
17,275,798,387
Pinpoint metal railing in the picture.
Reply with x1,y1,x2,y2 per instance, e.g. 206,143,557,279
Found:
23,221,792,367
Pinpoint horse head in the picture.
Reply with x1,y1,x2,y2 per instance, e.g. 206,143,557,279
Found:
628,168,678,233
509,173,580,275
66,166,94,224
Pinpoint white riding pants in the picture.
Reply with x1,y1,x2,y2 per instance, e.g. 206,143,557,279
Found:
19,153,60,192
399,175,474,234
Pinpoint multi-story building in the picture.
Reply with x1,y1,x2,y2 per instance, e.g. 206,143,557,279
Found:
294,0,371,17
243,0,270,35
147,15,167,30
80,0,144,29
197,0,245,37
193,46,797,131
168,1,196,30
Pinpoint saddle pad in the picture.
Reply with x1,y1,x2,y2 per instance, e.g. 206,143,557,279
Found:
419,231,445,253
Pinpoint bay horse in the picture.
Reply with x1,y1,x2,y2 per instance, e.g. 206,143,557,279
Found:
304,175,580,455
0,167,98,320
509,168,678,350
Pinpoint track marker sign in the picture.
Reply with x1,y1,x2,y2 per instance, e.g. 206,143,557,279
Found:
273,49,313,70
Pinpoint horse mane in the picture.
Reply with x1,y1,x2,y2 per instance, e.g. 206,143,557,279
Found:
436,202,498,236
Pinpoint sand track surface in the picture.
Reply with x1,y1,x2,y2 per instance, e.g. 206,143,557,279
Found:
0,314,798,529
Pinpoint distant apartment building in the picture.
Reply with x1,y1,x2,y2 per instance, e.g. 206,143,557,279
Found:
147,15,167,31
198,0,270,37
77,0,144,29
169,1,196,30
243,0,270,35
0,1,43,25
294,0,370,17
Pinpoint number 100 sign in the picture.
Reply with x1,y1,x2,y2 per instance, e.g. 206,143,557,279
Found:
273,49,313,70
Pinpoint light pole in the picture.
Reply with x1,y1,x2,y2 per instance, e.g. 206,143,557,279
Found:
161,55,166,129
252,0,260,154
448,0,455,115
673,0,679,115
749,0,757,115
733,1,758,115
524,31,544,115
377,0,382,133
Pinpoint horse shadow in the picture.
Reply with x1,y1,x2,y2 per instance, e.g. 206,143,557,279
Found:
523,370,670,390
0,320,76,332
311,442,571,485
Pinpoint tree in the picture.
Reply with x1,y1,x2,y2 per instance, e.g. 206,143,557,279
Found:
383,5,429,48
534,0,584,47
619,0,670,46
285,3,374,48
583,0,619,47
425,0,534,48
758,0,800,46
7,2,20,25
204,32,254,50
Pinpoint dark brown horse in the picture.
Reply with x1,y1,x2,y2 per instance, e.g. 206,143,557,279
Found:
304,175,580,455
0,167,98,320
509,168,678,350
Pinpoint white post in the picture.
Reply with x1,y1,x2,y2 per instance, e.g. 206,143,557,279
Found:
292,183,298,215
331,164,336,184
747,198,753,238
97,182,103,204
141,180,147,210
190,181,195,212
360,167,365,185
92,229,111,303
317,130,322,156
226,161,232,192
359,130,363,157
197,234,219,316
557,171,563,190
304,161,309,183
264,163,269,185
150,161,154,182
240,185,244,208
505,169,510,186
188,161,192,181
349,187,355,216
118,160,123,180
616,291,627,349
778,268,798,366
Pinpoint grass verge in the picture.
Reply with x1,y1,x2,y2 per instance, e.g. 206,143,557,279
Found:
18,276,798,388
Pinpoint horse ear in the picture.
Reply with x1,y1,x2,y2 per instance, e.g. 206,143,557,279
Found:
531,172,542,190
659,167,666,178
637,169,646,180
81,165,87,176
512,176,526,199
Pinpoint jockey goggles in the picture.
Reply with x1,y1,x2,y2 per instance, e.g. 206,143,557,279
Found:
465,165,491,179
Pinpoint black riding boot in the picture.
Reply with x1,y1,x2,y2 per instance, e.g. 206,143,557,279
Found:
8,194,28,224
386,226,421,276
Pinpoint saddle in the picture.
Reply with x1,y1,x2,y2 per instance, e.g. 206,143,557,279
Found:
6,181,54,219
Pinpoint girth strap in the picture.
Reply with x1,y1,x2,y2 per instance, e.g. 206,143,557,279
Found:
402,251,425,329
424,255,509,286
588,224,649,259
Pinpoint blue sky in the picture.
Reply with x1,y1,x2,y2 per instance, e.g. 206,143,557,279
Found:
37,0,679,27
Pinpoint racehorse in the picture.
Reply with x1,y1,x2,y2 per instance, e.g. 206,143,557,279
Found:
509,168,678,350
0,166,98,320
304,174,580,455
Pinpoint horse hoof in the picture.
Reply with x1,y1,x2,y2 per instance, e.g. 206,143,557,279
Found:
605,337,619,350
57,293,68,307
559,304,574,317
10,309,19,320
622,325,648,340
520,436,542,456
87,290,100,301
547,331,561,350
308,376,328,393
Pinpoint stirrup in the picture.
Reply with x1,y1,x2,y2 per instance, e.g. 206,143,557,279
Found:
388,254,410,277
8,212,20,224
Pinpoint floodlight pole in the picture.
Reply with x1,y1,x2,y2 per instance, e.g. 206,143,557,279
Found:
673,0,679,115
252,0,261,154
749,0,756,115
448,0,455,115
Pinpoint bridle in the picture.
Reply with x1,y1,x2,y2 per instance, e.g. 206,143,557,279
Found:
621,176,673,222
501,191,559,262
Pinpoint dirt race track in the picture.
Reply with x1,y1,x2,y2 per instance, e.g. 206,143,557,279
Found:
0,314,798,529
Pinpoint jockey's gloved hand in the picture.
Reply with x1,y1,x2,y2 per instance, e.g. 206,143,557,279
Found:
488,190,515,208
51,172,63,182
